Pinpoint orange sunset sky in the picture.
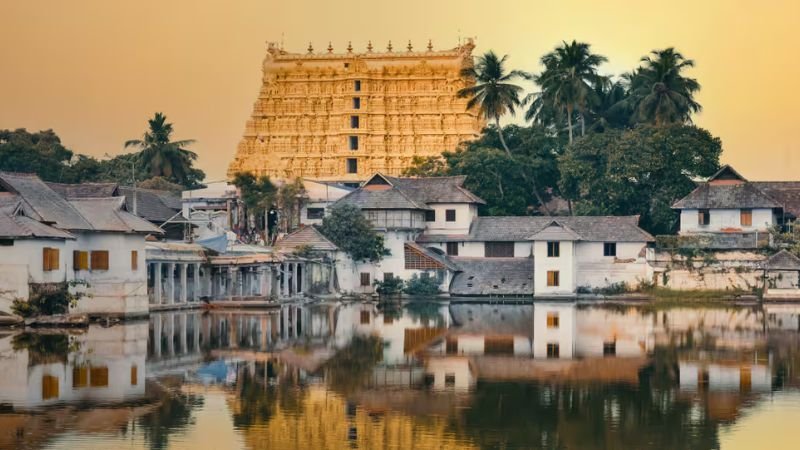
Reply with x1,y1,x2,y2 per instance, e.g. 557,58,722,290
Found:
1,0,798,181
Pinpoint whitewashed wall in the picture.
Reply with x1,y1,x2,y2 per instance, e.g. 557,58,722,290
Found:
532,303,576,358
574,242,651,290
533,241,576,295
679,208,775,233
424,241,531,258
423,203,477,235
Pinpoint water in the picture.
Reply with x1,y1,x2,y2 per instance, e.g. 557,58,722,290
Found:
2,300,800,450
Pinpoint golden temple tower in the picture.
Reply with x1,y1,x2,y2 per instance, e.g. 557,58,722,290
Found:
227,39,484,182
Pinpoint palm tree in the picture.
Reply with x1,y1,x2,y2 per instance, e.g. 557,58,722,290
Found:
526,40,608,143
587,81,630,132
625,48,701,126
457,51,524,155
124,112,198,185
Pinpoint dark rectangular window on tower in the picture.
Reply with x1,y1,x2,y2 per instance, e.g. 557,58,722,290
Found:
354,80,361,91
350,115,359,128
353,97,361,109
349,136,359,150
346,158,358,174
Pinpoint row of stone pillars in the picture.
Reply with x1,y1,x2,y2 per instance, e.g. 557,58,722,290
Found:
149,262,203,305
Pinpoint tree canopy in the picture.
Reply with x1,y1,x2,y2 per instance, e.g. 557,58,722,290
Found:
319,204,389,262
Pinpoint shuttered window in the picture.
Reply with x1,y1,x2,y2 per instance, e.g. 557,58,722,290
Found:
131,365,138,386
603,243,617,257
43,248,60,271
698,209,710,226
741,209,753,226
547,312,560,329
445,209,456,222
360,272,370,286
91,250,109,271
89,366,109,387
73,366,88,388
131,250,138,271
547,241,560,257
485,242,514,257
42,375,59,400
73,251,89,271
547,343,560,359
547,271,560,287
446,242,459,256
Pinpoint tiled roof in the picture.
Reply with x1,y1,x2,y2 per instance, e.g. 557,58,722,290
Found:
334,184,431,210
118,187,182,223
0,210,75,240
68,198,163,234
449,257,534,296
418,216,653,243
448,303,534,334
672,183,782,210
386,175,486,204
0,172,93,230
752,182,800,217
46,181,119,199
276,226,338,252
405,242,459,271
764,250,800,271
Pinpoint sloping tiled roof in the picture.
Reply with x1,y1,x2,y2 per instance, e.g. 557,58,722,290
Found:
672,183,782,210
418,216,653,243
386,175,486,204
764,250,800,270
46,181,119,199
118,187,182,223
405,242,459,271
0,211,75,240
0,172,93,230
448,303,534,334
276,226,338,252
68,198,163,234
449,257,534,296
752,182,800,217
334,184,431,210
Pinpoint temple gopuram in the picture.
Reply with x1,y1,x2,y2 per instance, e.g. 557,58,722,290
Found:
227,39,484,183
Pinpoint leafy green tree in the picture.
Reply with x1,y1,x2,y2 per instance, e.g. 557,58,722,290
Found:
527,40,609,142
124,112,204,187
0,129,75,181
319,204,389,262
231,172,277,234
559,124,721,233
276,178,306,232
625,48,701,126
458,51,524,154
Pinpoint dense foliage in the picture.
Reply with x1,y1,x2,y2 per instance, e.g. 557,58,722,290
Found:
318,204,389,262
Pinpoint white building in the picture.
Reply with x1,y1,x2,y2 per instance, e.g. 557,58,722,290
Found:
0,172,161,318
298,179,353,227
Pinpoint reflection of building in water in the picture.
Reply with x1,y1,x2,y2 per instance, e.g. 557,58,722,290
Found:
0,323,147,410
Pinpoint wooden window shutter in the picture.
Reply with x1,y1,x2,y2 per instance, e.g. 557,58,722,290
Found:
42,375,59,400
131,250,138,271
72,251,88,271
131,365,138,386
741,209,753,226
43,248,59,271
89,366,109,387
91,250,109,271
72,366,88,388
547,271,560,287
43,248,50,271
360,272,371,286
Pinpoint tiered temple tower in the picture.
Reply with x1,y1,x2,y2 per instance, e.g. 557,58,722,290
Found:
227,39,484,182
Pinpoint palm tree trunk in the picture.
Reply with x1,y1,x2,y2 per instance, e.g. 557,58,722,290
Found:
495,118,512,156
580,113,585,137
567,108,574,143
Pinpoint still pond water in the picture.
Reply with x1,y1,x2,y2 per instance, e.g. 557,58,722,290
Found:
2,300,800,450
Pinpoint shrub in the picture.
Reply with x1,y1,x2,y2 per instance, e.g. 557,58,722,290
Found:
11,281,89,318
374,277,404,297
404,274,440,296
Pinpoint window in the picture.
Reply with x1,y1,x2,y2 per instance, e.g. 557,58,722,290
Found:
446,242,459,256
445,209,456,222
131,250,138,271
425,210,436,222
547,270,560,287
348,135,359,150
547,241,560,257
91,250,109,271
73,366,88,388
603,242,617,257
741,209,753,226
445,373,456,387
346,158,358,174
0,239,12,246
350,115,359,128
546,343,560,359
131,365,138,386
446,337,458,354
307,208,325,220
360,272,371,286
352,97,361,109
89,367,109,387
360,310,370,324
73,250,89,271
698,209,710,226
354,80,361,91
42,375,59,400
383,272,394,281
546,312,559,329
43,247,59,271
485,242,514,257
603,341,617,356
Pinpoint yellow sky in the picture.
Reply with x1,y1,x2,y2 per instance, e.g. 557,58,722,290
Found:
1,0,798,181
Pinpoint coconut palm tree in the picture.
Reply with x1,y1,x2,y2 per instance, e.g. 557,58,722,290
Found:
124,112,198,185
457,51,524,155
625,48,701,126
526,40,608,143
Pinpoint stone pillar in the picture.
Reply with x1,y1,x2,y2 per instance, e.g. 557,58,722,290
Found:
282,305,290,340
292,263,299,296
297,263,304,295
192,313,201,352
194,264,201,301
180,263,188,303
238,268,244,297
167,263,176,305
166,313,175,356
259,267,268,297
228,267,235,299
179,313,188,354
153,313,162,358
154,262,163,305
